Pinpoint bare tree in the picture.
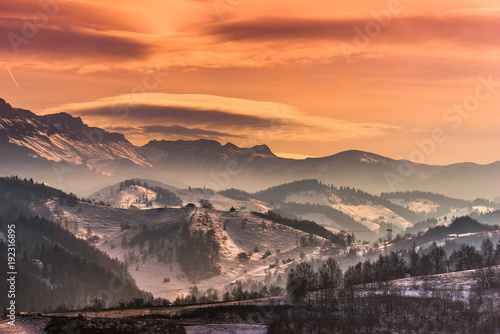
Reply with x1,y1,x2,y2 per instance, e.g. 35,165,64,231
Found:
428,245,447,274
481,239,495,267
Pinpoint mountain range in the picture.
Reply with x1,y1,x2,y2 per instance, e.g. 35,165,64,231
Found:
0,98,499,200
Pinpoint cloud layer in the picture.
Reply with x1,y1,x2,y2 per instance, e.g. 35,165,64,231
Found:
41,93,400,146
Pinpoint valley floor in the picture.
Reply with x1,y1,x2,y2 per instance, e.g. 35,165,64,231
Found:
3,266,500,333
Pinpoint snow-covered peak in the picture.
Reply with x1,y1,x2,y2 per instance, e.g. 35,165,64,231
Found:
0,102,151,171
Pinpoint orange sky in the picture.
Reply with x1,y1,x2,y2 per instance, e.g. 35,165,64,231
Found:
1,0,499,164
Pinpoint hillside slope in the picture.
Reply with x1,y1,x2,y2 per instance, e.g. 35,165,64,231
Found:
43,200,332,300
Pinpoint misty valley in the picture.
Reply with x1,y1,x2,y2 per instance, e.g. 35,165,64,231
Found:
0,170,499,333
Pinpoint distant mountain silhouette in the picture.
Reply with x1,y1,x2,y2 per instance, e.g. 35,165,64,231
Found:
0,98,499,200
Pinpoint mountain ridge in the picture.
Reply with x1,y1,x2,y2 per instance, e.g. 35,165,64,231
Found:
0,98,499,200
1,98,497,166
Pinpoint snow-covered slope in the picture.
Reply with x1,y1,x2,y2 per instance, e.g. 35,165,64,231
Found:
282,189,412,232
44,201,326,300
331,203,412,231
1,107,150,175
92,185,162,209
380,265,500,303
175,188,270,213
91,185,270,212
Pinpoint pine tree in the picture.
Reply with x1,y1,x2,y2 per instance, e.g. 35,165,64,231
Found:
41,263,49,279
40,244,46,261
22,250,29,265
50,266,59,285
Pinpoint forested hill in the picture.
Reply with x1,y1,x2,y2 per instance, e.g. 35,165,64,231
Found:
395,216,498,250
0,175,78,207
0,176,151,312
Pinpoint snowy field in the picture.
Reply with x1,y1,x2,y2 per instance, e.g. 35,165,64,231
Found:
0,317,267,334
355,265,500,304
0,317,49,334
3,265,499,333
185,324,267,334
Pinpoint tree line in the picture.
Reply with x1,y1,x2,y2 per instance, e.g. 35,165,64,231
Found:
176,225,221,282
253,211,353,247
344,238,500,287
273,202,371,236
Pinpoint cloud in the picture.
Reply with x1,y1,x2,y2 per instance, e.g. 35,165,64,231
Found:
108,124,243,142
40,93,401,145
140,125,244,139
202,13,500,48
42,93,291,129
0,0,150,33
73,105,273,128
0,19,151,59
2,1,498,73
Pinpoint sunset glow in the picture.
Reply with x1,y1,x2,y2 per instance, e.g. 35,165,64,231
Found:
1,0,499,164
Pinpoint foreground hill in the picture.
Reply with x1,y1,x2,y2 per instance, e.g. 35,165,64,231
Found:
44,200,335,300
4,264,499,333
